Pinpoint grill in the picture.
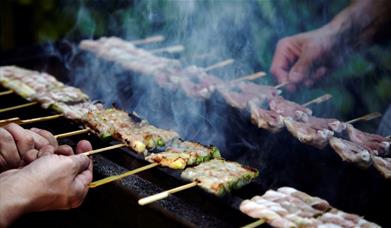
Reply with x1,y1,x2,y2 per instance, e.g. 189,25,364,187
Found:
1,40,390,228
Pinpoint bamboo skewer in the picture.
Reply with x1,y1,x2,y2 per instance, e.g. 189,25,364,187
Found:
0,90,14,96
81,143,126,156
89,163,159,188
0,114,64,127
0,101,38,113
229,71,267,83
346,112,382,124
138,181,198,206
204,59,234,72
302,94,332,107
241,219,266,228
54,128,90,139
150,45,184,54
274,82,289,89
0,117,20,126
19,114,64,126
130,35,165,45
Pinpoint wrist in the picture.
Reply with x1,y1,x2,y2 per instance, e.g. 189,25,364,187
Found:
0,170,37,226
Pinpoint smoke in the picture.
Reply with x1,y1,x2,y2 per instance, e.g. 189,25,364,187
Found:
56,0,267,153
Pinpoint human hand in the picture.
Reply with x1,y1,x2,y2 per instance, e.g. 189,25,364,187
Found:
0,140,92,226
0,123,72,171
270,26,343,91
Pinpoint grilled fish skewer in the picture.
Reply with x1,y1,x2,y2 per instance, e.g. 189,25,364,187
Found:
0,101,38,113
89,163,159,188
138,182,198,206
0,90,13,96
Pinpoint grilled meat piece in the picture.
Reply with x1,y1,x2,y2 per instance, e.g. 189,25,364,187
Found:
86,108,179,153
50,101,104,121
240,187,379,228
249,100,284,133
305,116,347,133
329,137,372,169
145,139,221,169
80,37,181,77
181,159,258,195
372,156,391,180
347,124,390,157
318,209,380,228
284,117,334,149
0,66,89,106
269,95,312,121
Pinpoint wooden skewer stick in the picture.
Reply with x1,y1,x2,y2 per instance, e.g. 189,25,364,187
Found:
230,71,267,83
138,181,198,206
241,219,266,228
302,94,332,107
0,90,13,96
130,35,165,45
150,45,184,54
0,101,38,113
81,143,126,156
54,128,90,139
19,114,64,126
274,82,289,89
346,112,382,124
0,114,64,127
204,59,234,72
0,117,20,127
89,163,159,188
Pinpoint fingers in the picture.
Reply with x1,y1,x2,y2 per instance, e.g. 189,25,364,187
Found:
3,123,34,158
30,128,58,148
287,47,318,84
75,140,92,154
270,37,299,85
0,127,20,169
54,145,74,156
71,154,91,175
37,145,55,158
23,149,39,164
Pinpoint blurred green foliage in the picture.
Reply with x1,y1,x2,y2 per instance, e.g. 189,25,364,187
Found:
2,0,390,131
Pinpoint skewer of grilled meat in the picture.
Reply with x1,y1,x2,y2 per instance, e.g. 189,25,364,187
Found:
85,108,178,153
139,158,259,205
240,187,379,228
346,124,390,157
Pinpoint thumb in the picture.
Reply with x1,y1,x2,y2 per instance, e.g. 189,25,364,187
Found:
70,154,90,175
288,51,317,84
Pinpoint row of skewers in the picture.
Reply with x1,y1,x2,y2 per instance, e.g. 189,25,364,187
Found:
0,65,258,203
79,36,391,180
0,63,381,227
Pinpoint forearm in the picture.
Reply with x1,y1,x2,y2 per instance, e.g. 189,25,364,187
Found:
325,0,391,48
0,170,33,227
